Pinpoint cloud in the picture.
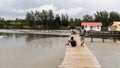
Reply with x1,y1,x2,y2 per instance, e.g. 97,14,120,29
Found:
26,4,57,12
59,7,84,16
26,4,84,18
0,0,120,20
10,9,25,13
0,4,84,20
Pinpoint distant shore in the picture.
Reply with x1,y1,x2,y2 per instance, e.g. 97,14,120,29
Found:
0,29,71,36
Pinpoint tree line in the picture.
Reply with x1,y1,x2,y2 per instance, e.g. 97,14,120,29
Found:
83,11,120,27
26,10,69,29
0,10,120,29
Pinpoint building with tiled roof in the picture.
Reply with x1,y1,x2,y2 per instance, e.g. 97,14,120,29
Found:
81,22,102,31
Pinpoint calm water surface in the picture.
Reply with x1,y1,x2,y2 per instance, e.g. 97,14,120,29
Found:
0,33,67,68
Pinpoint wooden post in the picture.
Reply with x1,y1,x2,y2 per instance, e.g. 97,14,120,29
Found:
91,35,93,42
102,37,104,42
102,35,105,42
113,35,116,43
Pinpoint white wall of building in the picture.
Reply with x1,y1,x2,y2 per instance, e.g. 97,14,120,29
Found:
84,26,101,31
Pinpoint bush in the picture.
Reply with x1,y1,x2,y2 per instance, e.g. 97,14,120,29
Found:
69,26,75,29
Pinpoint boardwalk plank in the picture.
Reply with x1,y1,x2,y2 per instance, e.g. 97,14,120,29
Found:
59,35,102,68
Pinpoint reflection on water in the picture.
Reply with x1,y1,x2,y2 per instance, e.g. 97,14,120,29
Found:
0,33,67,68
26,34,55,41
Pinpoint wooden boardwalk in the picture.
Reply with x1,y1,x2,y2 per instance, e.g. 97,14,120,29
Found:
59,34,102,68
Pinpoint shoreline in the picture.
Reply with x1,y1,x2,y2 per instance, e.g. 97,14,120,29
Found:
0,29,71,36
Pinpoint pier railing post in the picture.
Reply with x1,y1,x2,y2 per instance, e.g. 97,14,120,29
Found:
91,35,93,42
113,35,116,43
102,35,105,42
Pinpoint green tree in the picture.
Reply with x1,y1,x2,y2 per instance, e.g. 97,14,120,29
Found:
0,17,5,28
54,14,61,28
34,10,41,26
83,14,93,22
69,18,75,28
48,10,54,28
25,11,35,28
94,11,109,27
61,14,68,26
69,18,74,26
41,10,48,28
74,18,81,26
109,11,120,24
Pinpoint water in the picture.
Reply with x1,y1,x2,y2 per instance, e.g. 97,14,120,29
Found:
0,33,67,68
86,38,120,68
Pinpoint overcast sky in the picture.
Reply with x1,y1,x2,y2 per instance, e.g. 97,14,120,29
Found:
0,0,120,20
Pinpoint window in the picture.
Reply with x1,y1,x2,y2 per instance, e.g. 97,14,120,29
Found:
97,26,99,29
90,26,93,29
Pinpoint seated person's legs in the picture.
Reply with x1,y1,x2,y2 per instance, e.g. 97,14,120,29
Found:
66,40,71,45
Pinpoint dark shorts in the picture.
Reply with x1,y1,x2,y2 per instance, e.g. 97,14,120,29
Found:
71,44,76,47
71,41,76,47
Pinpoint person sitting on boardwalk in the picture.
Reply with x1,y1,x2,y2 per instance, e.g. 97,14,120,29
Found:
66,36,77,47
79,26,86,46
72,29,76,35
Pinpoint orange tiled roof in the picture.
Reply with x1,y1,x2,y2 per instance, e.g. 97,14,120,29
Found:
82,22,102,26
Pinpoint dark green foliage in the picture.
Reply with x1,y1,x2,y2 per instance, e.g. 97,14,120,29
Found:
109,11,120,25
94,11,109,27
0,18,5,28
83,14,93,22
25,10,69,29
0,10,120,29
48,10,54,28
93,11,120,27
54,14,61,28
61,14,69,26
26,11,35,28
69,18,81,27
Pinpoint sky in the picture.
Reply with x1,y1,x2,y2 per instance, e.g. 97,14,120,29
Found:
0,0,120,20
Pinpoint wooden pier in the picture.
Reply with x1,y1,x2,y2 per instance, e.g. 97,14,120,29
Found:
88,31,120,43
59,34,102,68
